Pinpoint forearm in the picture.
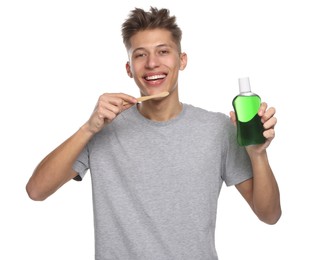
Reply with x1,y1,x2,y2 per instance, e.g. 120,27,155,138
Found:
26,124,94,201
250,152,281,224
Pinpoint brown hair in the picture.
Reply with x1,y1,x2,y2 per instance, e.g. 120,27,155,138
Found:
121,7,182,52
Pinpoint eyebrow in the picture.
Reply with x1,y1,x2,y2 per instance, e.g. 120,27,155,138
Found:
132,44,172,54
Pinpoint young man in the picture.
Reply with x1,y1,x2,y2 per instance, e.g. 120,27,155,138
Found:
26,7,281,260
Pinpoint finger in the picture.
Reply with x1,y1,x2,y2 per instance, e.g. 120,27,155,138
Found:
95,102,118,121
107,96,136,113
95,96,120,120
229,111,237,126
122,102,136,111
263,128,275,140
109,93,137,105
258,102,268,116
101,110,118,123
98,94,128,112
104,102,122,115
261,106,276,123
263,116,277,130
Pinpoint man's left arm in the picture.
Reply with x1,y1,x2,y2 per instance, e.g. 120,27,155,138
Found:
231,102,282,224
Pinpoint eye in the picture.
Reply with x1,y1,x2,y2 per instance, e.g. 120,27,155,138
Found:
159,49,169,55
134,52,147,59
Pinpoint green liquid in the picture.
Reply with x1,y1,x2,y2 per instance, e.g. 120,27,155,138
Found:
232,95,265,146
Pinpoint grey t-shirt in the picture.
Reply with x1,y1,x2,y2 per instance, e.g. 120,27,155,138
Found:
73,104,253,260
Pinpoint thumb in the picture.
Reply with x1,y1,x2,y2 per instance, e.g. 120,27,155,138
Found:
229,111,237,126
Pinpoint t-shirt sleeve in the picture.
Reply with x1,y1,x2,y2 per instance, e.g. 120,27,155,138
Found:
222,118,253,186
72,145,90,181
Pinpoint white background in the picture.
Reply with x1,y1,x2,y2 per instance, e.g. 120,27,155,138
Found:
1,0,318,259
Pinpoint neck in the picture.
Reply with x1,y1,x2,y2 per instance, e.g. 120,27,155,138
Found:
137,90,182,122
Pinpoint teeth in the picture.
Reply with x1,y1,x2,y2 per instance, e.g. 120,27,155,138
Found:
145,74,165,80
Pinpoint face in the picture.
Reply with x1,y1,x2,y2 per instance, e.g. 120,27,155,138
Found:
126,29,187,97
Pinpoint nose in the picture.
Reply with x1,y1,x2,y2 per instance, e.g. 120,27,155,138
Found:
145,53,160,69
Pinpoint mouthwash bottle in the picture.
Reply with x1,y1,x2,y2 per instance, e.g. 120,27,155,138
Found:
232,77,266,146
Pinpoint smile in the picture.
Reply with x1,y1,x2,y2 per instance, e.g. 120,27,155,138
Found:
144,74,166,81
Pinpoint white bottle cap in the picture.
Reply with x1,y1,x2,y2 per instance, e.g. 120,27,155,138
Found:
238,77,251,93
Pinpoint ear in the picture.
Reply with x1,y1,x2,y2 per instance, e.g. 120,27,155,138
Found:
126,62,133,78
179,52,188,71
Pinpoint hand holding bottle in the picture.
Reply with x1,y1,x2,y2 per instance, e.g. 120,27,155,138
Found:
231,77,277,151
230,101,276,152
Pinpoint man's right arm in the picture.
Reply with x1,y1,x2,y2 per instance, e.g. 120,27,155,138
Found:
26,93,137,201
26,125,94,201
